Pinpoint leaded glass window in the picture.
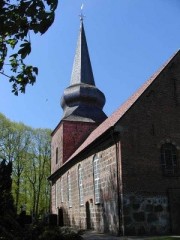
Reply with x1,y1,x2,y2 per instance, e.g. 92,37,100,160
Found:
161,143,178,176
93,155,100,204
67,173,72,207
60,178,63,203
78,165,84,205
55,181,58,208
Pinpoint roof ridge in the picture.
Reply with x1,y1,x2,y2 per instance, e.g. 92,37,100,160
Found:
66,50,179,162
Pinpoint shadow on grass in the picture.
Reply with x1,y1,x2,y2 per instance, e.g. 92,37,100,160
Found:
143,237,180,240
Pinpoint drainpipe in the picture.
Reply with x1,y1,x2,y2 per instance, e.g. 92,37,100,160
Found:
111,127,125,236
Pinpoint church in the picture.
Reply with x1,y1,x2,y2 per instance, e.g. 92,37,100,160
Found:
48,19,180,235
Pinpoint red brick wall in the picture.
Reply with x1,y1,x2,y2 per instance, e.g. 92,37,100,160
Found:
62,121,98,163
51,53,180,235
51,124,63,174
51,121,98,175
118,54,180,234
120,55,180,195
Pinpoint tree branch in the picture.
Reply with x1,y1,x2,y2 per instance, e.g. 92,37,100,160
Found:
0,71,11,79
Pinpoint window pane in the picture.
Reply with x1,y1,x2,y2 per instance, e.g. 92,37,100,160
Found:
60,178,63,203
161,143,178,176
78,166,84,205
56,147,58,164
68,174,72,207
93,155,100,204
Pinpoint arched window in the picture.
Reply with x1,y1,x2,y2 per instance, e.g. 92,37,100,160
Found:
67,173,72,207
78,165,84,205
55,181,58,208
93,155,100,204
161,143,178,176
56,147,58,164
60,177,63,203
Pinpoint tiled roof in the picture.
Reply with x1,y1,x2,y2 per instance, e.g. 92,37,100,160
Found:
66,50,180,162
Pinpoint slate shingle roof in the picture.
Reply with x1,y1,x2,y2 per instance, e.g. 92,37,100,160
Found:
70,20,95,86
60,20,107,123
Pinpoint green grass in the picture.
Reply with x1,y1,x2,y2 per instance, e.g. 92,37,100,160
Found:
148,237,180,240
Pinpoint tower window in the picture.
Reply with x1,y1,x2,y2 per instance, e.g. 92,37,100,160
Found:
161,143,178,176
67,173,72,207
56,147,58,164
93,155,100,204
78,165,84,206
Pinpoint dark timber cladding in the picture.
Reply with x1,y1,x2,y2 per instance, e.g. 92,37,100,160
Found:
61,20,107,123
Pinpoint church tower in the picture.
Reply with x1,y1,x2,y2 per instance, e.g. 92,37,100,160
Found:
61,19,107,122
51,19,107,174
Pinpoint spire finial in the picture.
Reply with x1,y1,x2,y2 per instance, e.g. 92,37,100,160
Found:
79,3,85,22
60,10,107,123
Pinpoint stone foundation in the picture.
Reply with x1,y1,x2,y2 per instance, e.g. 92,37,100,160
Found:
123,194,170,235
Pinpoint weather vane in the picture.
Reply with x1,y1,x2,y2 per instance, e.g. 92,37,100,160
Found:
79,3,85,21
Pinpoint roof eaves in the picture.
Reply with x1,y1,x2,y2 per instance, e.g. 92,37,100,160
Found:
48,126,114,181
51,120,62,136
49,50,180,181
66,50,180,161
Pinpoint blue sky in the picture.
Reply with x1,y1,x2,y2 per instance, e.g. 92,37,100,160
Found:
1,0,180,130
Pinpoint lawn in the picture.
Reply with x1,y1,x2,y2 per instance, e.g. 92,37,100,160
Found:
147,237,180,240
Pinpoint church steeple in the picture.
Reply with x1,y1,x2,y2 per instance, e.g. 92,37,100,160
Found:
61,19,107,123
70,20,95,86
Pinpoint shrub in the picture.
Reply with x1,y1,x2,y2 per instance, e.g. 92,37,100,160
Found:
38,226,83,240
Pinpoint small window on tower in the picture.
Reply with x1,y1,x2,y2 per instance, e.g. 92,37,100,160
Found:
161,143,178,176
56,147,58,164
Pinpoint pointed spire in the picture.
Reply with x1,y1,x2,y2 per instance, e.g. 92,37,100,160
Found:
70,20,95,86
61,20,107,123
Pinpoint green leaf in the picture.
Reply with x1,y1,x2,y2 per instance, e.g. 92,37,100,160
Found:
46,0,58,10
0,0,57,95
33,67,38,75
6,38,18,49
10,54,18,58
18,41,31,59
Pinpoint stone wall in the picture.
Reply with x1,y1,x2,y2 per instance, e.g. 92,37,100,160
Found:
119,53,180,235
123,194,170,235
52,144,119,234
50,52,180,235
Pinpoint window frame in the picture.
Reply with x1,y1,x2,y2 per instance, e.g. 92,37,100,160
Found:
161,143,178,176
56,147,58,164
67,172,72,207
93,154,100,204
78,165,84,206
60,177,63,203
55,181,58,208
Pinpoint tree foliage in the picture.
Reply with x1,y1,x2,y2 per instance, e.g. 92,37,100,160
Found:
25,128,51,217
0,113,51,218
0,159,19,240
0,0,58,95
0,159,14,216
